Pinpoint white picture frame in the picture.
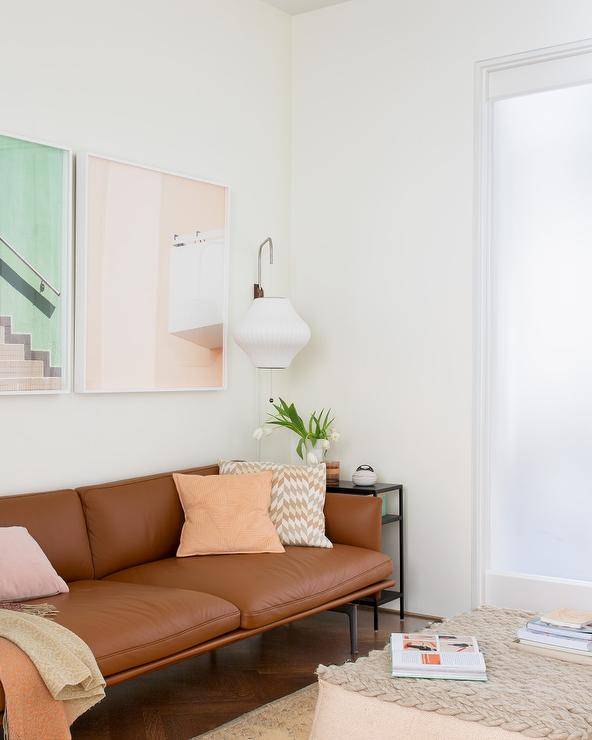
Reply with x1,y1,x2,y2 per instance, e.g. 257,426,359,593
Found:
75,152,229,393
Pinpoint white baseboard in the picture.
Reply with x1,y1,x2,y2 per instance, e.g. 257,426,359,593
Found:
486,569,592,611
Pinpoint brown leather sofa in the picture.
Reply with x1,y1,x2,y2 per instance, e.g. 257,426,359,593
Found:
0,464,394,712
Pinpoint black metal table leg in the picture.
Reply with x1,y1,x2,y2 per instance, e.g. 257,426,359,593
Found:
326,480,405,630
399,486,405,619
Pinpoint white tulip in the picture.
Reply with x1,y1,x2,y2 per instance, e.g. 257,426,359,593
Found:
321,438,331,450
252,427,264,441
329,430,341,442
307,451,319,465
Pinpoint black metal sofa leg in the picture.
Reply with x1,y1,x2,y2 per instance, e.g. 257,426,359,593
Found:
332,603,358,657
348,604,358,657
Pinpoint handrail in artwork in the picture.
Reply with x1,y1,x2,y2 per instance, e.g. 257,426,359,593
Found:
0,233,61,297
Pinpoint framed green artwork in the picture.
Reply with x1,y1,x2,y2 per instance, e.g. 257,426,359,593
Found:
0,133,72,394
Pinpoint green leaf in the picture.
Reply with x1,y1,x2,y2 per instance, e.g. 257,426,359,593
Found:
313,410,323,438
318,408,334,436
266,420,304,437
296,438,304,460
266,398,313,441
288,404,307,436
287,403,299,424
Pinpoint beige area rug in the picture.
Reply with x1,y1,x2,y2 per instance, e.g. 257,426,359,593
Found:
194,684,318,739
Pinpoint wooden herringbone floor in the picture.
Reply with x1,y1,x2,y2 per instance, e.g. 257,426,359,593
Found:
72,609,432,740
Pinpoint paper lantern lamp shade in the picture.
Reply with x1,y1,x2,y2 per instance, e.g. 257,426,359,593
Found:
233,297,311,369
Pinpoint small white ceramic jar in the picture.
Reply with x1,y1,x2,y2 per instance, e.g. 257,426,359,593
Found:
352,465,377,486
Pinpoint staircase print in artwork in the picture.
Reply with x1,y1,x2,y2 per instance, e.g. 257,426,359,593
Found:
0,316,61,392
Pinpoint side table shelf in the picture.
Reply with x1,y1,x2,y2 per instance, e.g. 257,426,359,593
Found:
326,480,404,630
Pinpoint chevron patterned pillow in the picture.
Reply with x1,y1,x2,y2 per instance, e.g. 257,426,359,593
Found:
218,461,332,548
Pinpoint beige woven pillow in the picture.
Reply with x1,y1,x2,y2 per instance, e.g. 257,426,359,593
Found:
173,472,285,556
219,461,331,548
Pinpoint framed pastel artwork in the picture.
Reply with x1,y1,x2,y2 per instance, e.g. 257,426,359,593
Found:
75,154,229,393
0,132,72,394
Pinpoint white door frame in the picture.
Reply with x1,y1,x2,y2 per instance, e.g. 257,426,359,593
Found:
472,38,592,609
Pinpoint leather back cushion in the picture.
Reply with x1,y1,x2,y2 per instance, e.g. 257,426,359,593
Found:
77,465,219,578
0,489,94,582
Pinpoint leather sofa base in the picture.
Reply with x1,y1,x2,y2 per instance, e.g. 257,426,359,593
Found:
105,579,395,686
0,578,394,712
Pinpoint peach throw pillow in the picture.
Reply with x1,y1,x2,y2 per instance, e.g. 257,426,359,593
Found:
173,472,285,556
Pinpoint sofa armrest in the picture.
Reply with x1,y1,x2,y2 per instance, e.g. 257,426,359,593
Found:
323,492,382,551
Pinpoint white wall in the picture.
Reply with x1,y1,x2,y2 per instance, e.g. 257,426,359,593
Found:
5,0,592,618
0,0,292,493
290,0,592,616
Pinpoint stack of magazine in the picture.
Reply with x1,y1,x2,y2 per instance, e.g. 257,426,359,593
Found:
515,608,592,664
390,633,487,681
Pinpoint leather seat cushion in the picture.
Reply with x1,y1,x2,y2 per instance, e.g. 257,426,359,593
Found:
26,580,240,676
106,544,393,629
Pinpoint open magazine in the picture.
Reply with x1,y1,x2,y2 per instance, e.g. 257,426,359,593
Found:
391,634,487,681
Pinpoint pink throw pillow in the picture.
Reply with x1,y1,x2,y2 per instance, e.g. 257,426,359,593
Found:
0,527,69,601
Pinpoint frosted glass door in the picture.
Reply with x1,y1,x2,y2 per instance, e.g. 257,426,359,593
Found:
489,83,592,588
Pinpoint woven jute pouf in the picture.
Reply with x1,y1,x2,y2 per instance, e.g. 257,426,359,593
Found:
317,606,592,739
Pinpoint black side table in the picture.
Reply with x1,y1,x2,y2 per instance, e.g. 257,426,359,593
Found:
326,480,404,629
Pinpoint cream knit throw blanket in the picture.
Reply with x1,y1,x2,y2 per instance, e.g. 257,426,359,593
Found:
0,609,105,737
317,606,592,739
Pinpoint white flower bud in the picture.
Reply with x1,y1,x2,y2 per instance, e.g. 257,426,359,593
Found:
252,427,264,441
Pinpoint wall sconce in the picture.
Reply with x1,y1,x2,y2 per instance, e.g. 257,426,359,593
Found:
233,237,310,369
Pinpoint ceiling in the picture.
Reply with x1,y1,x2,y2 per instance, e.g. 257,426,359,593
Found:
262,0,350,15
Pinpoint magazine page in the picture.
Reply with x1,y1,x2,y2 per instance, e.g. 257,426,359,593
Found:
391,634,485,672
